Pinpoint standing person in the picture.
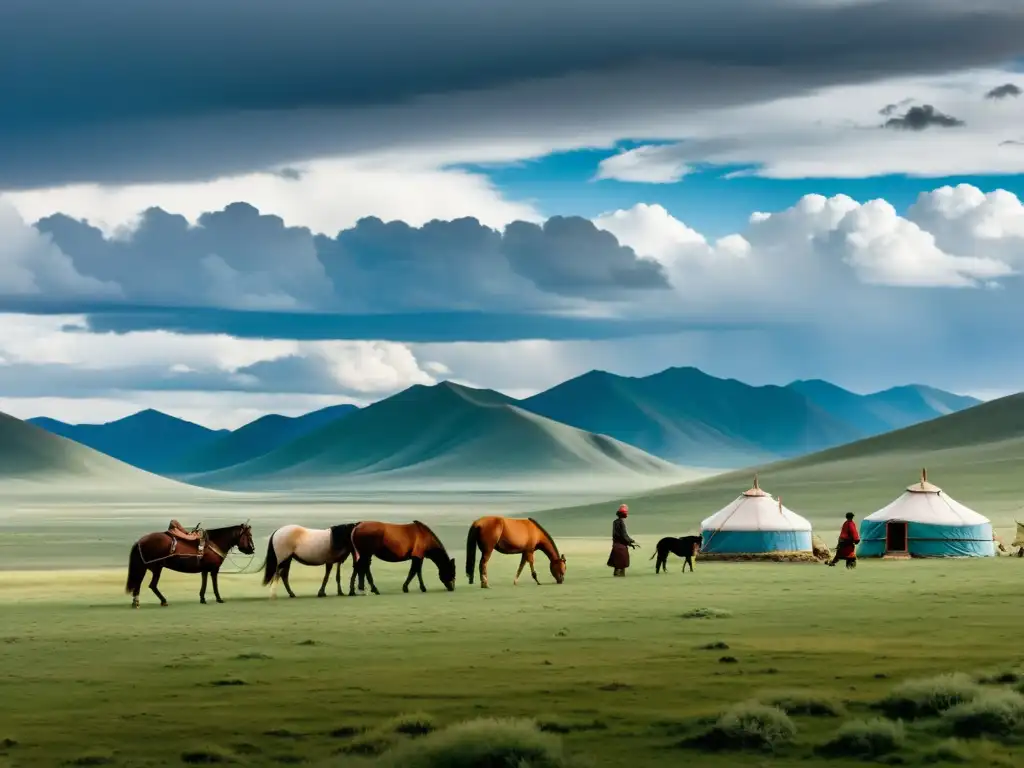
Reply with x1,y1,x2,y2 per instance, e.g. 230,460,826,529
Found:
607,504,637,577
828,512,860,568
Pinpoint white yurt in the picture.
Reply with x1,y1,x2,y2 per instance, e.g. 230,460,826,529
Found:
700,475,814,557
858,469,994,558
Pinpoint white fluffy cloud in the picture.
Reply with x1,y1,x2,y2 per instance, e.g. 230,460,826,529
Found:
1,157,540,238
595,185,1021,294
0,201,120,298
0,314,441,426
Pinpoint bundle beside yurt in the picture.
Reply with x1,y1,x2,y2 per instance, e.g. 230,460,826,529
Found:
857,469,994,559
699,475,818,562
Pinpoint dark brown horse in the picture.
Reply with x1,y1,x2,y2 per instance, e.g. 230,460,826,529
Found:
466,516,566,588
348,521,456,595
651,535,702,573
125,522,255,608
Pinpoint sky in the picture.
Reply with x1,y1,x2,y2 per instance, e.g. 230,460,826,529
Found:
2,0,1024,429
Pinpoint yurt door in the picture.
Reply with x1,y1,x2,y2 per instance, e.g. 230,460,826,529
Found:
885,521,908,553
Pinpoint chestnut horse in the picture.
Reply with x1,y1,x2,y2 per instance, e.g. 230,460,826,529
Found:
348,521,456,595
125,522,255,608
466,516,566,588
261,523,363,598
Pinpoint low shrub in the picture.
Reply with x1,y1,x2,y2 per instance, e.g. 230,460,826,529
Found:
381,712,437,737
372,717,578,768
765,690,845,717
336,731,395,757
941,689,1024,739
877,674,982,719
819,718,905,759
685,701,796,752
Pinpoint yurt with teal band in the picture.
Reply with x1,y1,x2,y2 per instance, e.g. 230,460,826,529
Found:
857,469,994,559
699,476,815,560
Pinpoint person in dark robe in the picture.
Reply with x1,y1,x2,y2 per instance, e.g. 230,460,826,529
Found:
607,504,637,576
828,512,860,568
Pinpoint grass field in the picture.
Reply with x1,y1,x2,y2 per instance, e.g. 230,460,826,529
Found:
3,532,1024,767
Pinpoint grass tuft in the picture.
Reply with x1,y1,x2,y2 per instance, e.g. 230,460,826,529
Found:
877,673,982,719
921,738,971,764
683,701,796,752
764,690,845,717
535,715,607,734
335,731,395,756
381,712,437,737
819,718,904,759
180,746,234,764
372,717,578,767
681,607,732,619
941,689,1024,739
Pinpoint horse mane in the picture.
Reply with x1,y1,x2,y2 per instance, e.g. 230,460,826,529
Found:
413,520,448,556
205,523,245,536
527,517,560,558
330,523,358,552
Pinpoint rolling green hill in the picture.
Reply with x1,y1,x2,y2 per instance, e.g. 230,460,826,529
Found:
518,367,978,466
169,403,358,475
187,381,686,490
533,391,1024,540
0,410,200,494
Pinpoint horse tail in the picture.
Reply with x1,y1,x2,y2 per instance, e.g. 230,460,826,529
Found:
465,522,480,584
125,542,146,594
649,549,657,560
261,530,280,586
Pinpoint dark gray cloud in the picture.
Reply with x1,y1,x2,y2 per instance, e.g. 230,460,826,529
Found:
985,82,1022,99
18,204,667,324
1,1,1023,187
882,104,965,131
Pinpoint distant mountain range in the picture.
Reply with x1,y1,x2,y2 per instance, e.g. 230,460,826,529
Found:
17,367,983,488
519,368,980,466
189,382,680,490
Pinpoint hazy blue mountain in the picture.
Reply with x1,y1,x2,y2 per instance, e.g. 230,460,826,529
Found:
26,409,228,474
170,403,358,474
519,367,981,467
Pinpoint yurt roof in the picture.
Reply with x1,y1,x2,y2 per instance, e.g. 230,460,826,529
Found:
864,469,990,527
701,475,812,532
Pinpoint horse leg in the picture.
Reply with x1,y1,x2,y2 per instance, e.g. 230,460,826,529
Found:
527,551,540,585
363,557,379,595
319,564,332,598
415,559,427,592
336,560,345,596
479,550,492,589
149,567,168,607
200,570,209,604
211,568,225,603
279,558,297,598
402,558,421,593
513,553,528,586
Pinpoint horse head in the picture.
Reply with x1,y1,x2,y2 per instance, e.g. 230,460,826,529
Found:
236,523,256,555
550,554,567,584
438,556,457,591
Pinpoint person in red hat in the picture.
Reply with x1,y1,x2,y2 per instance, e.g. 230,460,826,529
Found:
607,504,637,577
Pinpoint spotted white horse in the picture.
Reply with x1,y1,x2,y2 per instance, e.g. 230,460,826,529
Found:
261,523,363,597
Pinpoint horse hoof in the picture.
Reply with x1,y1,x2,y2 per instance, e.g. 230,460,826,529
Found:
217,599,225,604
160,602,168,607
420,587,427,593
402,586,410,593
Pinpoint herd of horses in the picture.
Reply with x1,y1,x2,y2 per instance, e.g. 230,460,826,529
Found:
125,516,700,608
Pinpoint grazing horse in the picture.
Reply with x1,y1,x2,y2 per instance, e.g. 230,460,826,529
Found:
651,535,702,573
125,522,255,608
261,523,364,598
348,521,456,595
465,516,567,588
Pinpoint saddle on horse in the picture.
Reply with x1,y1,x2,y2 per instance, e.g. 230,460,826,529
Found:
167,520,206,556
